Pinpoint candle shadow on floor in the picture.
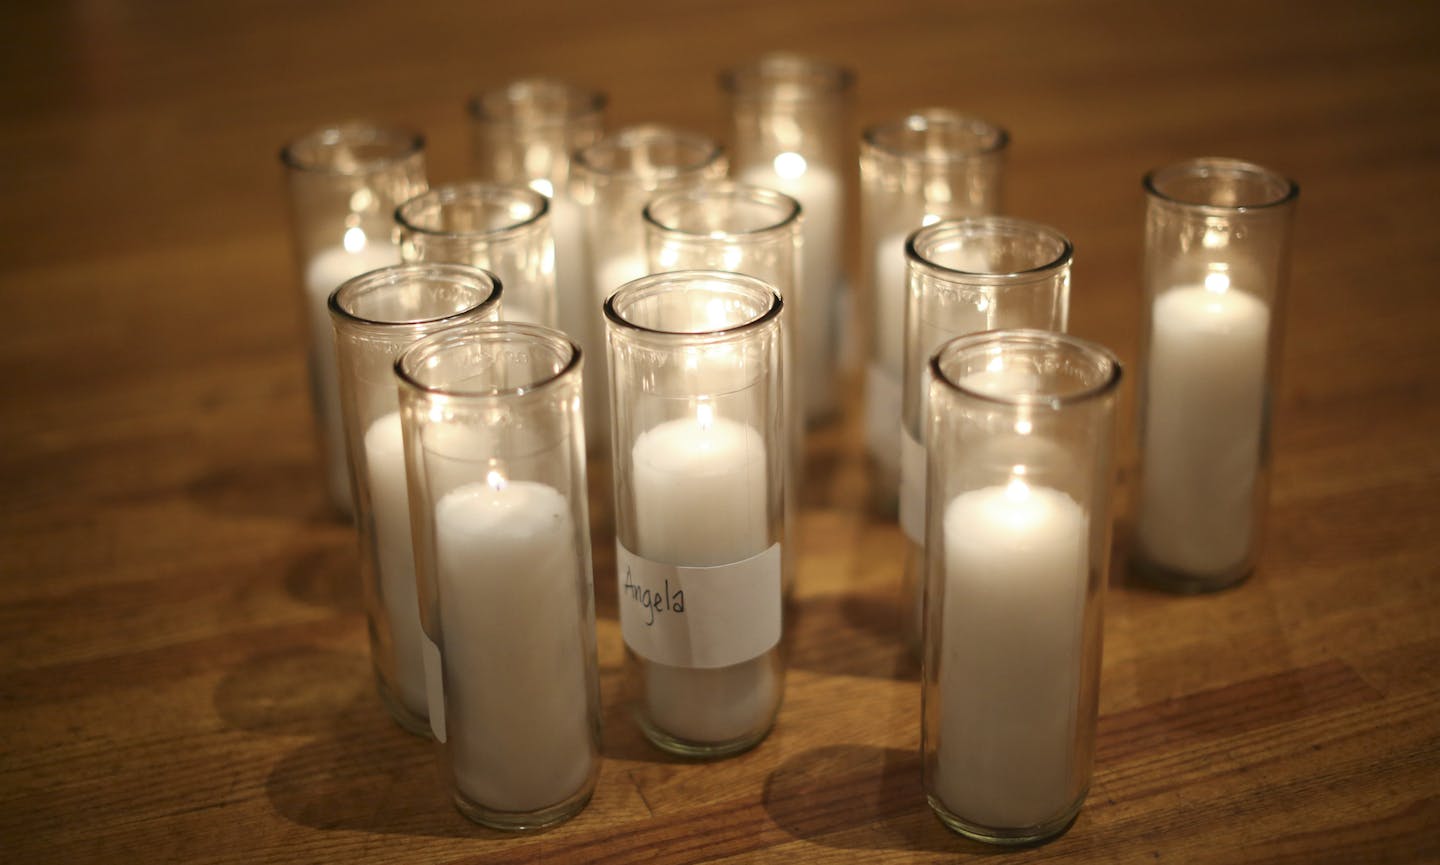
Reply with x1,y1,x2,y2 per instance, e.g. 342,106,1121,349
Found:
214,646,493,839
785,592,919,682
282,539,363,612
761,744,1003,855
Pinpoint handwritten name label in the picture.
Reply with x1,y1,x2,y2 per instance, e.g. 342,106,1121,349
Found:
616,542,782,669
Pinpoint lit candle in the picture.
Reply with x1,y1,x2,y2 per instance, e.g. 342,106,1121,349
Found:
628,405,780,745
305,236,400,510
434,472,594,813
360,411,427,716
1138,281,1270,575
740,155,842,421
935,476,1088,829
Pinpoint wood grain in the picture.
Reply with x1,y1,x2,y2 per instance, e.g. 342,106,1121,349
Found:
2,1,1439,863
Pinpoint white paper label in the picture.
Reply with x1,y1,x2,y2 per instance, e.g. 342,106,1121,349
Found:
617,543,782,669
422,636,446,743
899,428,927,543
865,363,903,471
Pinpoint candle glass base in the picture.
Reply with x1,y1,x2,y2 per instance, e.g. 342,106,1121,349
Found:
373,670,431,739
453,782,595,832
1131,554,1253,595
927,788,1084,847
636,711,774,759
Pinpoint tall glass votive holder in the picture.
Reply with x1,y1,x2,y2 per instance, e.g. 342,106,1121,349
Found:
468,79,607,445
721,54,853,424
395,181,557,327
395,321,601,830
605,271,787,757
281,122,427,515
923,329,1120,845
1135,158,1298,592
899,218,1072,653
328,264,502,735
860,111,1008,499
642,183,802,599
573,125,726,447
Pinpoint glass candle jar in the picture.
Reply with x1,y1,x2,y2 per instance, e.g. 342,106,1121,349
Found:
720,54,853,424
328,264,502,735
923,329,1120,845
280,122,427,515
395,321,601,830
605,271,787,757
395,181,557,328
468,78,607,446
860,110,1008,498
899,218,1072,653
642,183,802,599
573,125,726,448
1134,158,1298,592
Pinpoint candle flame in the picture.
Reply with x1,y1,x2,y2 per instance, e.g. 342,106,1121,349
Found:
1005,474,1031,502
486,469,507,491
1015,419,1033,435
773,151,807,180
529,178,554,198
696,400,715,430
921,213,941,227
1204,270,1231,294
343,226,368,254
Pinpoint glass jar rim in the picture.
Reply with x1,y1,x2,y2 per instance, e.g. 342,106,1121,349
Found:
1143,157,1299,213
642,182,802,241
604,270,783,343
862,109,1009,163
573,124,724,181
394,181,549,241
280,121,424,175
466,77,608,126
327,263,502,330
930,329,1122,409
718,53,854,98
394,321,580,399
906,217,1073,284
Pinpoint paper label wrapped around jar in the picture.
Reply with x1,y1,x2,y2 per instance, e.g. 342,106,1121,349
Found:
617,543,782,669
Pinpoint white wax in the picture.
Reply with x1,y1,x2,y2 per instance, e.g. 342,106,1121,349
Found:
739,163,842,421
872,230,909,376
362,411,428,717
549,196,606,448
1138,285,1270,575
435,479,594,813
936,480,1088,829
631,413,777,744
306,242,401,512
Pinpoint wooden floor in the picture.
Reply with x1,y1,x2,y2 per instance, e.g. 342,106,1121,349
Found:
2,1,1438,862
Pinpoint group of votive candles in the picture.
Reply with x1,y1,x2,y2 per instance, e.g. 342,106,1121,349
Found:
280,55,1298,844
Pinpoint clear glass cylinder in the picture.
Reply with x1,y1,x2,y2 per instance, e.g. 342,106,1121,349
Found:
395,321,601,830
605,271,787,757
720,54,853,424
467,78,607,448
923,329,1120,845
860,110,1008,496
1135,157,1298,592
572,125,726,447
395,181,557,327
280,122,427,516
899,218,1072,653
328,264,503,735
642,183,802,599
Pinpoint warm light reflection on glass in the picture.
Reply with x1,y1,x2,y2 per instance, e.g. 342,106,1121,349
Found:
774,151,807,180
343,226,368,253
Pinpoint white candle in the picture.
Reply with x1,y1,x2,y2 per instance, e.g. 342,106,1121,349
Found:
740,158,842,421
547,195,608,450
435,476,594,813
865,230,909,474
1138,284,1269,575
306,240,400,511
630,409,778,744
936,478,1088,829
361,411,428,717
